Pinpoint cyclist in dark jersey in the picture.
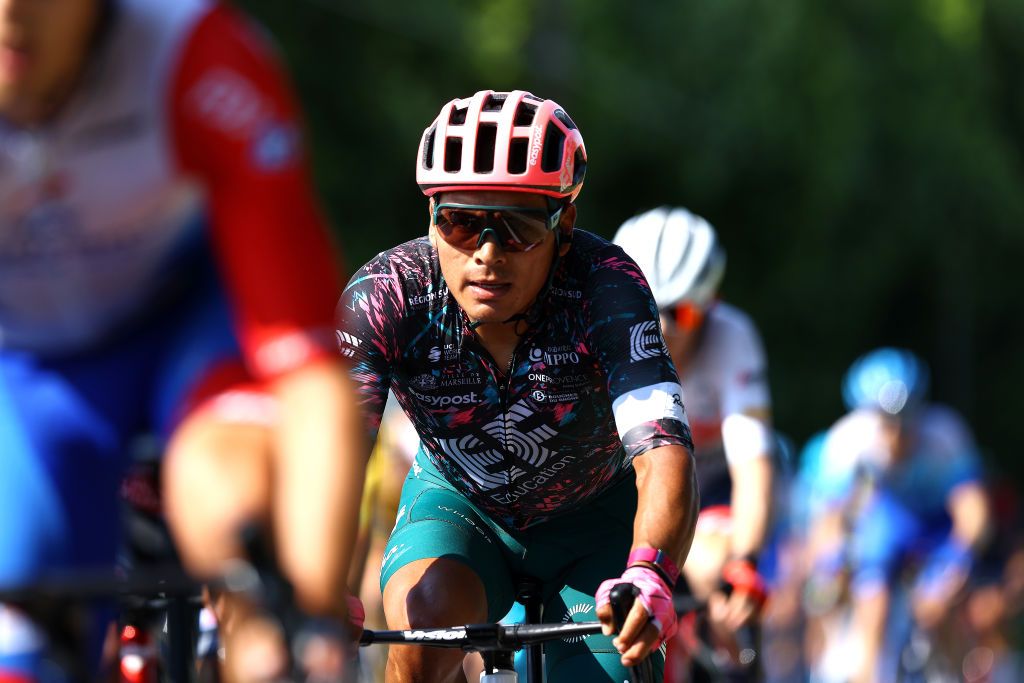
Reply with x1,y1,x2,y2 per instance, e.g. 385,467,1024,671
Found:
336,90,699,681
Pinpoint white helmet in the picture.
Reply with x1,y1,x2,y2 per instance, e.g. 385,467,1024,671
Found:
612,206,726,310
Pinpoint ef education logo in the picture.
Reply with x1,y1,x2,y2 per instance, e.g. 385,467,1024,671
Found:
628,321,666,362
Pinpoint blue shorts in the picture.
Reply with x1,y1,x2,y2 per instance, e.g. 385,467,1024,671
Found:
0,268,245,676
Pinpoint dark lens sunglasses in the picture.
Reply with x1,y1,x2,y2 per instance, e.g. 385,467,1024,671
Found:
432,202,565,253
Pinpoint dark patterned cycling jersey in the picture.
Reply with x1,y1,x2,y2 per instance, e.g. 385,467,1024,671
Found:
336,230,693,530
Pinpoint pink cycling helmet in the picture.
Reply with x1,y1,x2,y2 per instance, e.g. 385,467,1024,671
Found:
416,90,587,201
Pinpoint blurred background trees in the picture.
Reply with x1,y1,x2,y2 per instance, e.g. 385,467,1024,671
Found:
239,0,1024,480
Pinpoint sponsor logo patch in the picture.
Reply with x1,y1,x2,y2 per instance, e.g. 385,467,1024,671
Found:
528,345,582,366
251,123,299,170
629,321,667,361
407,291,441,307
411,373,438,391
409,388,479,408
335,330,361,358
188,68,269,136
436,400,558,492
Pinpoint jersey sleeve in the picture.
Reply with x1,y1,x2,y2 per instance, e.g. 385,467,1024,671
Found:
585,247,693,460
716,308,772,417
334,253,406,441
714,306,774,465
169,5,343,380
922,406,984,496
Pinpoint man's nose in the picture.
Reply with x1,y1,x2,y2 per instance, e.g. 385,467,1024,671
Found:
473,228,507,263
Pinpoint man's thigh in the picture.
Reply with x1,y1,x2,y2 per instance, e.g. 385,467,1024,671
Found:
380,471,516,622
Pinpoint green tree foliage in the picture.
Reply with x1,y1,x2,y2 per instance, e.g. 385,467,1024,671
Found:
239,0,1024,479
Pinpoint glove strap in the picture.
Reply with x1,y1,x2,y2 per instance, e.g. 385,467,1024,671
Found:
627,547,680,586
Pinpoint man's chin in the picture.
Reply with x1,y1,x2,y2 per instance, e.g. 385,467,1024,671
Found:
468,310,508,325
464,302,521,326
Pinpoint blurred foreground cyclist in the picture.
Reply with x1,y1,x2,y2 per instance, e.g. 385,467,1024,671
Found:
614,208,774,680
0,0,365,680
336,89,698,682
805,348,991,683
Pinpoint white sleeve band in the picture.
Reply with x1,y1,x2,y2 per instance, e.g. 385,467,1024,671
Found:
612,381,689,437
721,413,772,465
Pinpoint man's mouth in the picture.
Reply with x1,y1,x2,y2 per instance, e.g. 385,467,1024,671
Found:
467,279,512,298
0,44,32,78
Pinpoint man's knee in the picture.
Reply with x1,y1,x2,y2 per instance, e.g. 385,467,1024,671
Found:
384,558,487,628
162,415,273,576
382,558,487,682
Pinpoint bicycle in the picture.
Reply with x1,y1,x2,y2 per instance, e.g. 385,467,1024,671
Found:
360,581,656,683
666,584,761,683
0,566,202,683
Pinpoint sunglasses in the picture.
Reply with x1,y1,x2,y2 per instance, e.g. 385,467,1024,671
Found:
432,202,565,253
660,301,705,334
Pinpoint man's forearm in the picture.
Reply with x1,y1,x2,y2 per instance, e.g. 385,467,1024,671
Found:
273,359,369,615
632,444,699,567
949,482,991,551
728,456,773,561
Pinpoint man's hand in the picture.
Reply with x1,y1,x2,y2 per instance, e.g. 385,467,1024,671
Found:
595,566,677,667
709,559,768,634
912,538,972,630
709,590,759,634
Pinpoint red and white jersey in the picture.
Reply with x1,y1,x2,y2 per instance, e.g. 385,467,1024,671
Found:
680,302,772,465
0,0,341,378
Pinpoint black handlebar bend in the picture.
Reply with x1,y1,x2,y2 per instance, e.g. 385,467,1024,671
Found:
609,582,656,683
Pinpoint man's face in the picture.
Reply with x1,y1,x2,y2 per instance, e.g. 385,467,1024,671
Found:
879,412,915,463
0,0,100,123
430,189,572,326
658,305,705,373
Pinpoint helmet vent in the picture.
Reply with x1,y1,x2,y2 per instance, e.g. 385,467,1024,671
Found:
514,102,537,126
508,138,528,174
540,122,564,173
474,124,497,173
422,124,436,170
449,105,468,126
482,93,507,112
572,148,586,186
553,109,578,131
444,137,463,172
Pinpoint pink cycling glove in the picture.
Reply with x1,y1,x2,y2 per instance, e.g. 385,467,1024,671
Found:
596,566,677,648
